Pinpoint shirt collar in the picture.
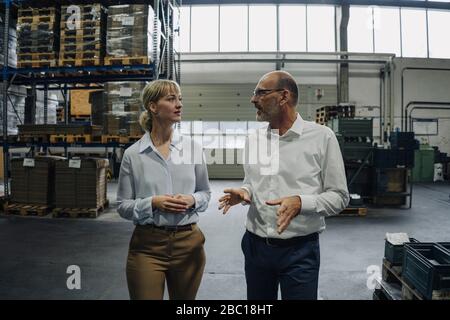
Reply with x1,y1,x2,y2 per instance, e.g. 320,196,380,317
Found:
139,130,183,153
289,113,304,136
267,113,304,137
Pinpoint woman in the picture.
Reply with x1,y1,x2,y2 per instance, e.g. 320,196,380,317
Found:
116,80,211,300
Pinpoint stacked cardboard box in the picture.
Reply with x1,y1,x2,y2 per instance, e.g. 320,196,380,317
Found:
105,4,157,65
59,4,106,66
10,156,66,205
70,89,103,117
54,158,108,209
16,6,59,68
104,82,145,136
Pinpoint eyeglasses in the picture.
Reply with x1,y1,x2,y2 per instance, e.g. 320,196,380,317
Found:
252,88,285,97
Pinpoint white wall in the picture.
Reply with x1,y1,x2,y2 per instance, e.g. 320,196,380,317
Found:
392,58,450,154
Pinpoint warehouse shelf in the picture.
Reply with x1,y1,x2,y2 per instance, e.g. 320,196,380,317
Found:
2,0,181,196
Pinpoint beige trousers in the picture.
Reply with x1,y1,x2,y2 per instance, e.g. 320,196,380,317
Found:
126,223,206,300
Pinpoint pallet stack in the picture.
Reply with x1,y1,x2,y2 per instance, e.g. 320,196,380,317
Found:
53,158,109,218
59,4,106,67
16,6,59,68
316,104,355,125
7,156,66,216
103,82,145,139
105,4,155,66
17,124,102,143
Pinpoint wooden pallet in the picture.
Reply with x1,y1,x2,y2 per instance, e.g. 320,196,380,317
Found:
377,258,450,300
18,7,57,17
59,51,101,60
49,134,101,144
18,15,55,25
70,114,91,123
334,206,367,217
105,56,151,66
59,35,100,44
17,60,57,68
58,58,102,67
18,53,56,61
4,202,52,217
18,22,57,31
60,43,102,52
18,45,55,54
101,135,120,144
62,28,101,38
118,135,143,144
52,200,109,219
60,19,102,29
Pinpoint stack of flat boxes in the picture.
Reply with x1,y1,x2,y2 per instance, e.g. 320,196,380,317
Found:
10,156,65,205
104,82,145,136
59,4,106,67
54,158,108,209
16,6,59,68
105,4,154,65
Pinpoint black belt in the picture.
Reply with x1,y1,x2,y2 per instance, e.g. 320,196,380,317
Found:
248,230,318,247
148,223,195,232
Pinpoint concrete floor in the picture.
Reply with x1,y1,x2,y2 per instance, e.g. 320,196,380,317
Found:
0,180,449,300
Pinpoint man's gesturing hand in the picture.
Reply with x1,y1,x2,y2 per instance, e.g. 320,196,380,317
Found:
219,188,251,214
265,196,302,234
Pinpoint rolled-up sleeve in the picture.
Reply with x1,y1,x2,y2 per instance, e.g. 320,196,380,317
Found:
116,151,153,221
240,137,253,200
300,131,350,217
191,153,211,212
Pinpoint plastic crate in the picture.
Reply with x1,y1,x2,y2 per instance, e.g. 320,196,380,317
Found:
384,238,418,265
403,243,450,299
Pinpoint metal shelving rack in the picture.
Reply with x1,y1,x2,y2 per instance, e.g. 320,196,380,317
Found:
1,0,181,196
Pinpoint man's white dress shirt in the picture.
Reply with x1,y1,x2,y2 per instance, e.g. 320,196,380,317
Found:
241,113,349,239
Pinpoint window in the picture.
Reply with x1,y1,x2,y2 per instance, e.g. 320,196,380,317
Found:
348,6,374,53
191,6,219,52
179,6,190,52
180,121,191,135
401,8,427,58
203,121,220,134
249,5,277,51
374,7,401,56
307,5,335,52
279,5,307,52
428,10,450,58
220,121,247,133
220,5,248,52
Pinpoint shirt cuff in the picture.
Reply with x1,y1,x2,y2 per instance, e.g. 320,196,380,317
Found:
191,193,201,210
134,196,153,220
240,187,252,205
299,195,316,215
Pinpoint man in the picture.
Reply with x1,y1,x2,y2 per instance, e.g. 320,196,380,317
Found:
219,71,349,300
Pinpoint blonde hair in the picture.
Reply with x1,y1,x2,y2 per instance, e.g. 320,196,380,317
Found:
139,80,181,132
